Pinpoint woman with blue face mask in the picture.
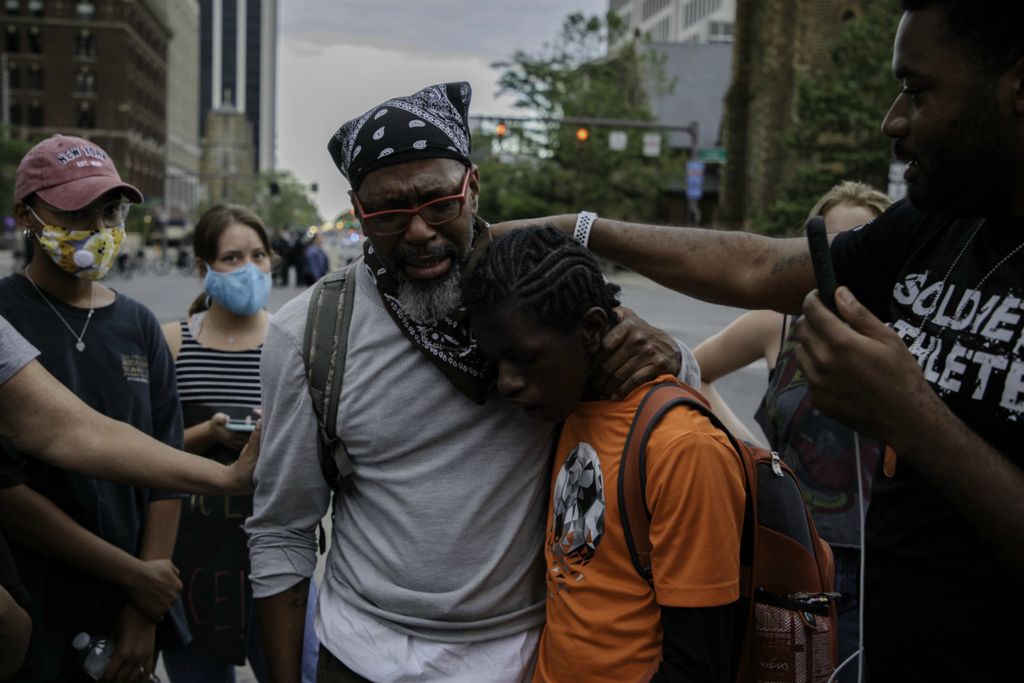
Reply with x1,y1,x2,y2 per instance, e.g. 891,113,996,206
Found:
159,205,319,683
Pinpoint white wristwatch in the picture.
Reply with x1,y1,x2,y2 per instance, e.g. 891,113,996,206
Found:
573,211,598,248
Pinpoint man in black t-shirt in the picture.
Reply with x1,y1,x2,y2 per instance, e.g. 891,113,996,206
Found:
496,2,1024,679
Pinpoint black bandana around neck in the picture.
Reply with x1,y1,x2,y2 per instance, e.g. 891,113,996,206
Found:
361,216,496,404
328,82,473,192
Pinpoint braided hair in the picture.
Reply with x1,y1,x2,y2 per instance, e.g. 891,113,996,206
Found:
464,225,620,333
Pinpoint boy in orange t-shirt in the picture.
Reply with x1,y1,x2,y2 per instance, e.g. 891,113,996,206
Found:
465,226,745,682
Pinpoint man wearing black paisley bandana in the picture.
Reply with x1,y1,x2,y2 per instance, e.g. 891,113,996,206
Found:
246,82,699,682
334,82,491,401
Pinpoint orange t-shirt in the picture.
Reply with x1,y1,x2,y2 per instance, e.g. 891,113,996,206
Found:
534,377,745,683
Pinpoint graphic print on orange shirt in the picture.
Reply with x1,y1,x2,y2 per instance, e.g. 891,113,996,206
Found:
549,442,605,589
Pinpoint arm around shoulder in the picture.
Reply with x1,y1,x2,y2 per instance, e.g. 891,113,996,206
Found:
492,214,814,312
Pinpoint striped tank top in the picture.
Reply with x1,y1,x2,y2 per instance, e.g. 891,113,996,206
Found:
174,313,262,410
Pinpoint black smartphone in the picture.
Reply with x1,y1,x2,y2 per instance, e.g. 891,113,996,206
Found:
805,216,838,313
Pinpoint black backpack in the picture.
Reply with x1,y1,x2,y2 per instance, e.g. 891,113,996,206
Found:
619,380,839,682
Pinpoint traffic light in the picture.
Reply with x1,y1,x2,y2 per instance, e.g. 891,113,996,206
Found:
495,121,508,138
575,127,590,142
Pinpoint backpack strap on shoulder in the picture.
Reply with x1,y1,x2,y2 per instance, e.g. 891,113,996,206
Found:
619,380,714,586
302,258,361,496
618,378,749,589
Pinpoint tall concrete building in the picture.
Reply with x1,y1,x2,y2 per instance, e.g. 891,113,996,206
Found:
1,0,170,200
610,0,736,48
198,0,277,172
164,0,201,225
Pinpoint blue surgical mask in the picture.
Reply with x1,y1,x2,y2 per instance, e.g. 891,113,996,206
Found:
203,263,272,316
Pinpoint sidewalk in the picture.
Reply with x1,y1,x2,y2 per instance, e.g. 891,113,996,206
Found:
0,249,15,275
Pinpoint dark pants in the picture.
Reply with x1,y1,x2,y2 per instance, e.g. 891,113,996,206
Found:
833,545,864,683
316,646,371,683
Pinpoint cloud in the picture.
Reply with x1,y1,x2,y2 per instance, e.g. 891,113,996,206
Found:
276,0,608,221
281,0,608,61
277,43,516,221
282,35,326,58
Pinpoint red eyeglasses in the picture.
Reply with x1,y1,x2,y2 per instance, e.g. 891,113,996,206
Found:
354,169,471,236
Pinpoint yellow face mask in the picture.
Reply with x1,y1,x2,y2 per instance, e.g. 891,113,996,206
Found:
29,207,126,281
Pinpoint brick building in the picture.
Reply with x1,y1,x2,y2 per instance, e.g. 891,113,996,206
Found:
718,0,867,227
1,0,170,202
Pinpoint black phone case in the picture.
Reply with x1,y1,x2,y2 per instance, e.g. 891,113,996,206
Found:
806,216,838,313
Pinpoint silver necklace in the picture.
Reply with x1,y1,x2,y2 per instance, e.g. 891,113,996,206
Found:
911,219,1024,352
25,273,95,352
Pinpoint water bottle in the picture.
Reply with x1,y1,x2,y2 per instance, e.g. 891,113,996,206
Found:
72,632,161,682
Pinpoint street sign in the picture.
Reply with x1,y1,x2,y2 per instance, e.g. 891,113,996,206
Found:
686,160,705,201
888,161,908,202
608,130,628,152
642,133,662,158
697,147,727,164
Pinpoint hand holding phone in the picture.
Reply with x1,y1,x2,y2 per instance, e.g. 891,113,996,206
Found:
225,419,256,433
805,216,838,313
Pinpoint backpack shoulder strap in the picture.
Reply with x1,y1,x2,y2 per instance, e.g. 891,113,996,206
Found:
302,258,361,492
620,380,755,586
620,380,715,584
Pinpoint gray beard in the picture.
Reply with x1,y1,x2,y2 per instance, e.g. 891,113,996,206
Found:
396,266,463,324
392,226,475,324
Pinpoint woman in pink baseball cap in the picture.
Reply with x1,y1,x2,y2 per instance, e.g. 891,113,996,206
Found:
1,135,188,682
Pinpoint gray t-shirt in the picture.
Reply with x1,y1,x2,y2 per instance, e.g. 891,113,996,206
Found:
248,265,553,643
0,313,39,386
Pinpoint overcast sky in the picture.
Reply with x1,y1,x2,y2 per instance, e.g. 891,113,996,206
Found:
277,1,608,222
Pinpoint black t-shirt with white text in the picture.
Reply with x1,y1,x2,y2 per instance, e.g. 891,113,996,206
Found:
832,199,1024,680
0,274,186,681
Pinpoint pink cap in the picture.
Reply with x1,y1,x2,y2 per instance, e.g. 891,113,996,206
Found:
15,134,143,210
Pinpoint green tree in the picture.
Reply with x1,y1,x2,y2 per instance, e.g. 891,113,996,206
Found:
479,13,677,224
759,3,903,235
252,169,322,232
